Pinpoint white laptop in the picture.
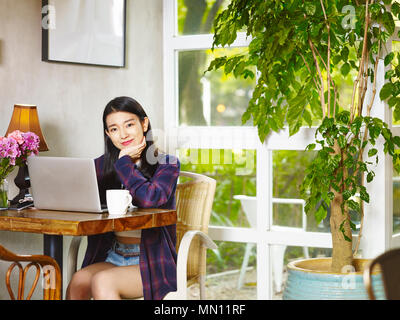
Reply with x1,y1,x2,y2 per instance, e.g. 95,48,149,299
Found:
27,156,107,213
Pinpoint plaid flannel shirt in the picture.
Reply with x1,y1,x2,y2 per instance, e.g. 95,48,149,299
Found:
81,153,180,300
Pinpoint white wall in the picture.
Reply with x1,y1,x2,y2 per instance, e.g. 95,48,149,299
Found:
0,0,164,299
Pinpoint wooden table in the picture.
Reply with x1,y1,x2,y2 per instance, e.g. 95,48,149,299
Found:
0,207,177,296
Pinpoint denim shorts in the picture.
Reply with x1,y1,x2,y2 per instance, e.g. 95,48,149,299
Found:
105,241,140,266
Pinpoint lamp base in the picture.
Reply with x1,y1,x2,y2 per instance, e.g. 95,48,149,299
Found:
8,165,34,210
8,200,34,211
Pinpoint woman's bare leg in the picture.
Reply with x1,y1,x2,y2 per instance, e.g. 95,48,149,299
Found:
66,262,115,300
91,265,143,300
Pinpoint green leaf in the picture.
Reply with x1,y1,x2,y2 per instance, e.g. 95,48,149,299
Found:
393,136,400,147
224,56,241,74
206,56,227,72
384,52,395,66
367,171,375,183
379,82,394,100
360,186,370,203
341,47,349,62
241,109,252,125
382,11,395,35
326,136,335,146
349,220,357,231
350,117,362,135
343,190,352,201
332,55,342,64
306,143,316,151
337,111,350,125
368,148,378,157
388,96,397,108
343,233,352,242
347,199,360,212
341,62,350,76
242,69,255,79
315,203,327,225
305,2,316,16
338,135,347,149
339,220,352,242
233,61,246,78
392,2,400,16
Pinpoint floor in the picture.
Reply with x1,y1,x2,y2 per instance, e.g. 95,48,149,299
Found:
189,268,285,300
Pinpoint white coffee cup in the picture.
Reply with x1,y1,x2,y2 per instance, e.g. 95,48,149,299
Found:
106,189,132,215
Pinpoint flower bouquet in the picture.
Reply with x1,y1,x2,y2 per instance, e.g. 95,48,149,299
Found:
0,130,40,208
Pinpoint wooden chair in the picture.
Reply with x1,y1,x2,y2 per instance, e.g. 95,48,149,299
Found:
164,171,217,300
0,244,61,300
363,247,400,300
67,171,217,300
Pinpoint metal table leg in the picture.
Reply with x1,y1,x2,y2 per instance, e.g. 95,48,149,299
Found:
43,234,63,296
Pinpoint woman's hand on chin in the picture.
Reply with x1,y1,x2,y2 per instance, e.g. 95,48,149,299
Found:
119,137,146,161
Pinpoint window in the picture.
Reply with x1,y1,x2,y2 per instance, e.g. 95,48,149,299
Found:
178,148,256,227
163,0,397,299
178,48,255,126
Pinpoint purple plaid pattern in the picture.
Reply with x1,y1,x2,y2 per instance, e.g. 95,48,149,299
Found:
81,153,180,300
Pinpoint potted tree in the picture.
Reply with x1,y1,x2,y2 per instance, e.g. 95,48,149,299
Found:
208,0,400,299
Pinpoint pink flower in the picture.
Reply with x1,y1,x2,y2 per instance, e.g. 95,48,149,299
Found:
7,130,24,145
21,132,40,152
0,131,40,180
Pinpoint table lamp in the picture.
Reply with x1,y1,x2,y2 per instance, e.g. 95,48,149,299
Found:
5,104,48,210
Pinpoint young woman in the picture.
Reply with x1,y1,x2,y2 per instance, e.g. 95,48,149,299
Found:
66,96,180,300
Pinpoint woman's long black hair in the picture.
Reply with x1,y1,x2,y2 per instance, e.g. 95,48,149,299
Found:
102,96,159,188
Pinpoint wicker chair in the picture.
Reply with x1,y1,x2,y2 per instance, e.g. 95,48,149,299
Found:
0,244,61,300
363,247,400,300
164,171,217,300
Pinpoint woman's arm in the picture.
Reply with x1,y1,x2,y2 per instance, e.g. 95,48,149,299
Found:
114,155,180,208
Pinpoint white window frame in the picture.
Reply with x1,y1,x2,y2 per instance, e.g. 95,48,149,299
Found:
163,0,396,299
389,31,400,248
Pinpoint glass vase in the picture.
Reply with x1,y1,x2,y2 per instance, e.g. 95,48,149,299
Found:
0,178,9,210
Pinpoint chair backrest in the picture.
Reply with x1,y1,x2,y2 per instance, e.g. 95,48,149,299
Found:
364,247,400,300
0,244,61,300
175,171,216,282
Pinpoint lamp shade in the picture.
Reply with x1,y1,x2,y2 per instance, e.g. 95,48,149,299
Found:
5,104,49,152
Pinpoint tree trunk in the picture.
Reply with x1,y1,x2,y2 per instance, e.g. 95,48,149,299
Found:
330,192,353,272
330,141,353,273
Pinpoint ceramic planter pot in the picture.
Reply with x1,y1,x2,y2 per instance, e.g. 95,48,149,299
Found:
283,258,384,300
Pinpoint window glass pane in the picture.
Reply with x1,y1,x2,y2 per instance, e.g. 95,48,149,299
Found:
272,150,315,199
272,150,363,234
205,241,257,300
178,148,256,227
178,48,255,126
177,0,229,36
272,202,304,229
272,150,327,232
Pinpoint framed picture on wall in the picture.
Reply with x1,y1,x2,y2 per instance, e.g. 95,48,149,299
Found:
41,0,126,67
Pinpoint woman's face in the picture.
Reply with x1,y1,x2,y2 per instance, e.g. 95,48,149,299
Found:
105,111,148,151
